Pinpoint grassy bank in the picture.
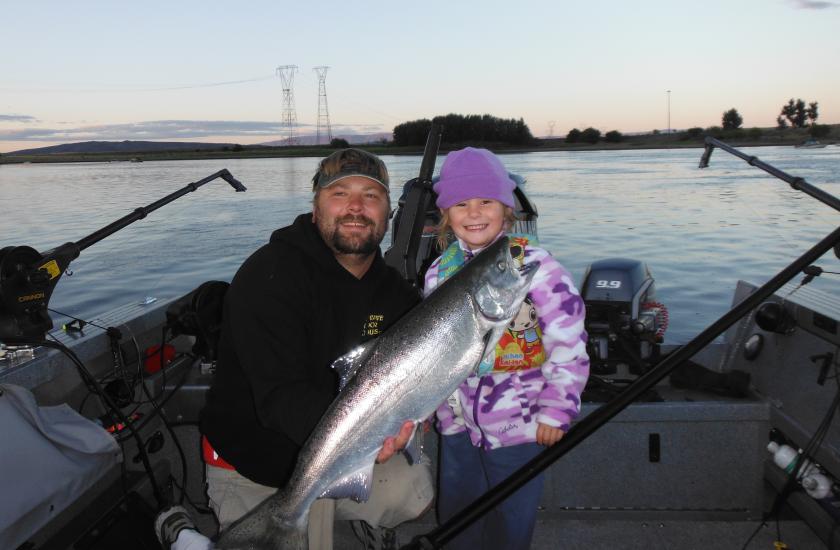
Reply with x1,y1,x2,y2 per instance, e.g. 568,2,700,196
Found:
1,126,836,165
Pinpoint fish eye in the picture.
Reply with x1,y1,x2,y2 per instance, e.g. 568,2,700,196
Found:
496,260,507,271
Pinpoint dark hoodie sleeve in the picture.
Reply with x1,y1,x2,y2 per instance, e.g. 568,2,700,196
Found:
225,245,334,446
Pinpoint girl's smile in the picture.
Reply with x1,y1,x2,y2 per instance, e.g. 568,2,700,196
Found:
446,198,507,250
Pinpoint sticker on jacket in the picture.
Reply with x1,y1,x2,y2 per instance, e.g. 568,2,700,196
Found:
492,296,546,372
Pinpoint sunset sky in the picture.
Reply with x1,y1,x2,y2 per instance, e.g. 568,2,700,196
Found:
2,0,839,153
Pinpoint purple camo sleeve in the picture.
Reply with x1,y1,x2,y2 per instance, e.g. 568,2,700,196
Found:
526,246,590,431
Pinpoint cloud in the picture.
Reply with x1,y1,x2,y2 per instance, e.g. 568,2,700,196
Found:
0,119,391,144
0,114,37,122
790,0,838,8
0,119,312,142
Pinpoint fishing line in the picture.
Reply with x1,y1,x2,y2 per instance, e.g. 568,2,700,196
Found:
48,307,109,332
739,520,767,549
0,74,276,94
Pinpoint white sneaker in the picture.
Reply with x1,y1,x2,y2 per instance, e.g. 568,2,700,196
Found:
154,505,196,550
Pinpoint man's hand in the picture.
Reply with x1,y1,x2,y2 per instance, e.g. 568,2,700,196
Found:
376,420,415,463
536,423,565,447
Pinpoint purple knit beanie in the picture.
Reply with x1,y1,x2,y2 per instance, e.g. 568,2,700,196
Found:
433,147,516,209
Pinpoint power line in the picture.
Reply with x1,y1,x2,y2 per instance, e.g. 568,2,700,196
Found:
0,75,276,94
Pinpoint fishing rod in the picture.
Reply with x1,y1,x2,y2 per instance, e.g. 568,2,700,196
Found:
402,140,840,549
384,122,443,287
0,169,246,344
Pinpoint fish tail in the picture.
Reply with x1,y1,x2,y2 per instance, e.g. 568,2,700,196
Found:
216,520,307,550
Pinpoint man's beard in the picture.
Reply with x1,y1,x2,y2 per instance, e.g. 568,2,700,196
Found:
319,214,387,256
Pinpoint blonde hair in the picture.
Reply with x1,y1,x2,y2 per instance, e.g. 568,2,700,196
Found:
435,206,517,251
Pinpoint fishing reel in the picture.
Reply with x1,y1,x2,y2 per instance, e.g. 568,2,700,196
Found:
0,243,80,344
581,258,668,379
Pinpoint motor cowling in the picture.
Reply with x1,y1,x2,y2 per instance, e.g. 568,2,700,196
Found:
581,258,667,377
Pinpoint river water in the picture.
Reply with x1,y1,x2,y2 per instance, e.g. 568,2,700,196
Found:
1,146,839,343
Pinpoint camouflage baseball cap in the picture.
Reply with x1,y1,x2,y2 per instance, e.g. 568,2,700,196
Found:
312,148,389,190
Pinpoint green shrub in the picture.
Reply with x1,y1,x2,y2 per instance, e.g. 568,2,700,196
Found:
580,127,601,144
604,130,623,143
722,108,743,130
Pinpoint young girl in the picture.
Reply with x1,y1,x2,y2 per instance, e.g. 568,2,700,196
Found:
424,147,590,550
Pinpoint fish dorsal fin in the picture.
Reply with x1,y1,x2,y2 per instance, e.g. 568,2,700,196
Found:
331,342,374,391
319,463,375,503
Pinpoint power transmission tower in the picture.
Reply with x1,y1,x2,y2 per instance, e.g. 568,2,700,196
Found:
547,121,556,138
313,66,332,145
276,65,299,145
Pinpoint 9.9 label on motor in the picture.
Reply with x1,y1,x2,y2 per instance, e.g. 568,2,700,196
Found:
595,280,622,289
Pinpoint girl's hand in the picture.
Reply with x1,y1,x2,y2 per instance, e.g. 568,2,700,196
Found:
376,420,415,463
536,423,565,447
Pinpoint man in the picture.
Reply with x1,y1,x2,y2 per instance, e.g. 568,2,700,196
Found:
194,149,433,549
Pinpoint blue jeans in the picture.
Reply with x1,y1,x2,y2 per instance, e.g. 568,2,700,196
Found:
438,431,545,550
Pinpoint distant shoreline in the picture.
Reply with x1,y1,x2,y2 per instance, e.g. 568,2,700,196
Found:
1,130,835,165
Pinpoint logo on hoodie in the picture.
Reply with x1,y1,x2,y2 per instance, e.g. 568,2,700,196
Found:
362,314,385,337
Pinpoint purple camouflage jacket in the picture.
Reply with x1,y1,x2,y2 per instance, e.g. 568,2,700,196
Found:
423,236,590,449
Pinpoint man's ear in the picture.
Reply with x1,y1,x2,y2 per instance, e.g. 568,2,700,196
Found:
312,193,320,223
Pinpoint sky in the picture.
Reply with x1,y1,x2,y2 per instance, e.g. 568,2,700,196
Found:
1,0,839,153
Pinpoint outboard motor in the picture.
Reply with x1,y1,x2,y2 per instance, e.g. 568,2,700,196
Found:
386,173,538,288
580,258,668,379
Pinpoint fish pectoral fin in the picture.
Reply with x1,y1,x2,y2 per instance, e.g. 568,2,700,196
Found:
475,329,499,373
319,464,375,503
331,342,374,391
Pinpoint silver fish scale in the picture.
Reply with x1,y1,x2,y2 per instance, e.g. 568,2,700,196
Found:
216,237,536,550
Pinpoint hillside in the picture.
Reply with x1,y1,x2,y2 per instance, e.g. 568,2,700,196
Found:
9,140,237,155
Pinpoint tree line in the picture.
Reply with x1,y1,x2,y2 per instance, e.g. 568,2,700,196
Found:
565,128,624,144
715,98,829,138
388,97,830,149
555,97,831,144
392,114,535,146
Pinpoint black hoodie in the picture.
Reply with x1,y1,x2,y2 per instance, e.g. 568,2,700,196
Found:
200,213,419,487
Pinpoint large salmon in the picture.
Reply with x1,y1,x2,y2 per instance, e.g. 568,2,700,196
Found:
217,236,536,549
